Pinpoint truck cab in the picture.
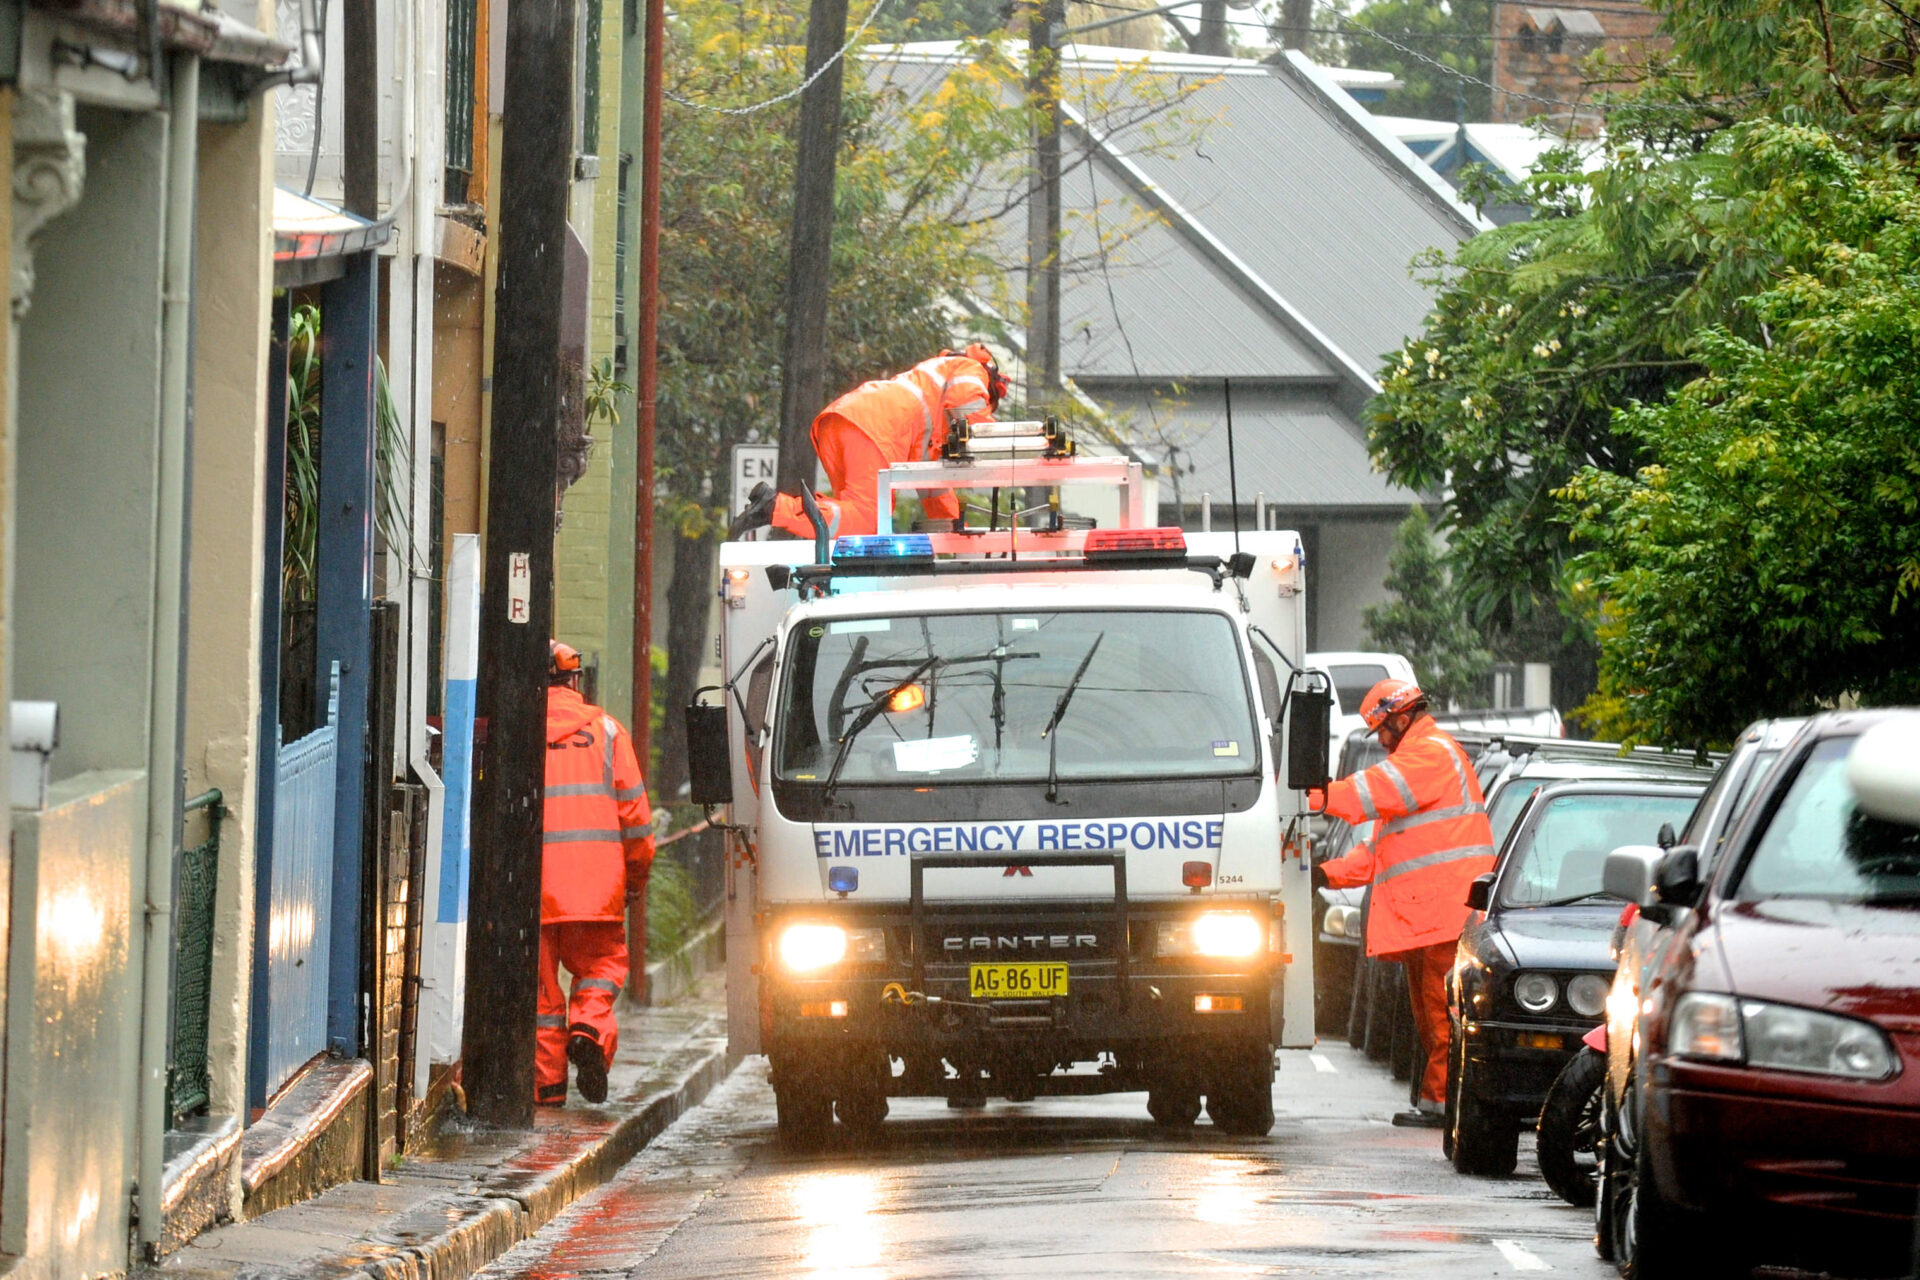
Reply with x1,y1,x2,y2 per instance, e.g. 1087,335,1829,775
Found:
688,431,1329,1146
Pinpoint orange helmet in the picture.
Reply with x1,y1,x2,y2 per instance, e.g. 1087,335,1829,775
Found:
950,342,1009,410
1359,678,1426,730
550,640,583,683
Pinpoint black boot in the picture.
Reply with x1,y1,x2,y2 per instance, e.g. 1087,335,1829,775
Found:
569,1029,609,1104
728,482,777,539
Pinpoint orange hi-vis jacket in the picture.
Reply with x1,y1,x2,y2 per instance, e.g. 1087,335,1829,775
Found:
543,686,654,924
1318,717,1495,957
813,352,997,466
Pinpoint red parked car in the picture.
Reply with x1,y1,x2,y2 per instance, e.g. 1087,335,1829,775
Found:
1597,710,1920,1278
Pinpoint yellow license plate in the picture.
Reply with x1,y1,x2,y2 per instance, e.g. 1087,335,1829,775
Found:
968,962,1069,998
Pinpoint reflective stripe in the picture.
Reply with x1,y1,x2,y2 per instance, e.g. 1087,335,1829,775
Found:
543,829,624,844
1375,844,1496,884
547,781,612,798
615,785,648,802
949,396,987,416
1355,775,1380,821
1377,759,1418,811
602,717,617,790
1381,801,1487,835
576,977,621,994
536,1014,568,1028
621,826,652,841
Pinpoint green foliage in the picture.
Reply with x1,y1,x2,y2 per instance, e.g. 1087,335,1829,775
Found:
1560,125,1920,747
645,854,703,982
1364,506,1494,707
1343,0,1494,120
586,357,632,429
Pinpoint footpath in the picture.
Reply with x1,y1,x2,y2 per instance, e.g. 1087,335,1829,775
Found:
153,971,734,1280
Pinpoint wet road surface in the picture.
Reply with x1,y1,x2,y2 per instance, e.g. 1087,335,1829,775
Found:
478,1040,1611,1278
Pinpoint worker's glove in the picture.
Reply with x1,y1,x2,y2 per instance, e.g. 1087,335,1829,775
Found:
1306,786,1328,814
1310,864,1330,894
728,482,777,539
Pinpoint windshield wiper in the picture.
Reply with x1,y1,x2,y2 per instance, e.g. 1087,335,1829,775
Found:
821,655,943,806
1043,633,1105,803
1523,891,1619,909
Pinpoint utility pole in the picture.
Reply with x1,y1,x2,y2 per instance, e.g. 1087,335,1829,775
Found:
1027,0,1065,407
775,0,853,497
1193,0,1229,55
634,0,663,771
462,0,574,1128
1279,0,1310,49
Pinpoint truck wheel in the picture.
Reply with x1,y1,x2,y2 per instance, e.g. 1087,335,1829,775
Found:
1147,1087,1201,1127
772,1051,834,1151
834,1048,891,1146
1538,1047,1604,1207
1449,1050,1518,1176
1204,1041,1275,1137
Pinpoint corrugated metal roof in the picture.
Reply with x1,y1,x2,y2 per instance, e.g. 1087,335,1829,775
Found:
1087,383,1410,508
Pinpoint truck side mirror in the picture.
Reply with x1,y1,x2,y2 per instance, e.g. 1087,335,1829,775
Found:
1285,670,1333,791
1464,872,1493,912
685,688,733,807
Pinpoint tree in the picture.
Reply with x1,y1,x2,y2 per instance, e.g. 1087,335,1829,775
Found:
1364,506,1493,708
1560,125,1920,747
1339,0,1494,120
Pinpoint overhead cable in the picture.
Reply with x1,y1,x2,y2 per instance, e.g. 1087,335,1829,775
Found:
666,0,895,115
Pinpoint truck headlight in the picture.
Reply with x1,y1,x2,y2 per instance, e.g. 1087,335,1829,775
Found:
779,924,846,972
1513,972,1559,1014
1191,911,1264,958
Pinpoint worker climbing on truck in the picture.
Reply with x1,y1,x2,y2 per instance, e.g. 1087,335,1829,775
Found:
729,343,1009,540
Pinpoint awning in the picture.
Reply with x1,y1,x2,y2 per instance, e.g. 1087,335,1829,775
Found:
273,188,393,287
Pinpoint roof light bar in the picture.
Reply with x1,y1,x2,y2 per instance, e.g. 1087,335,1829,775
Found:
1083,527,1188,561
832,533,936,567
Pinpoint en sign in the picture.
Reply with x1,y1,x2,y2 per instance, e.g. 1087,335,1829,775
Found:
730,444,779,520
508,552,531,623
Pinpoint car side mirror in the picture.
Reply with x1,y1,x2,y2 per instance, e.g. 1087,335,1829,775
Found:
1285,670,1333,791
1653,844,1702,910
685,688,733,807
1656,821,1677,850
1603,845,1665,916
1464,872,1493,912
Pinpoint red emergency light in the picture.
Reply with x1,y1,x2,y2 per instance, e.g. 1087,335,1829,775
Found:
1083,527,1188,562
1182,860,1213,890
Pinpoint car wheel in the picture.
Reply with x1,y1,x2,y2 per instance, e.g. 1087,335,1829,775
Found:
1389,980,1418,1082
1148,1087,1202,1127
1441,1027,1461,1161
1449,1047,1518,1176
1364,961,1396,1062
1538,1047,1605,1207
1204,1040,1275,1137
1612,1072,1720,1279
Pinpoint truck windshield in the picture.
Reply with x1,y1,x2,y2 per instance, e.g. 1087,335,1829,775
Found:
775,609,1258,786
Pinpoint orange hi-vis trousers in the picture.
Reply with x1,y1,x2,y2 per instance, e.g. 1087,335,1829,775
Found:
536,921,627,1102
771,413,960,540
1390,939,1456,1105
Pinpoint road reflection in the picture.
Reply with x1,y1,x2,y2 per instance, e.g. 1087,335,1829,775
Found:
792,1170,886,1277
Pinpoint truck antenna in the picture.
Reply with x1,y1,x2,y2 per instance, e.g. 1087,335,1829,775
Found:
1224,378,1242,557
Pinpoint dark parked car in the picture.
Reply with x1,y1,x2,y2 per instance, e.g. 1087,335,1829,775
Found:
1597,711,1920,1279
1446,780,1705,1175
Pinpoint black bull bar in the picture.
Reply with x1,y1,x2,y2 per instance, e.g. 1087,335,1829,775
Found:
908,853,1130,1004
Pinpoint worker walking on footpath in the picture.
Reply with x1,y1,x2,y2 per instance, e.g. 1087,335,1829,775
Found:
730,343,1010,540
1311,679,1494,1128
540,641,655,1106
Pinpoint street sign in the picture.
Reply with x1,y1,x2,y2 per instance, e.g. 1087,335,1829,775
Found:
730,444,779,520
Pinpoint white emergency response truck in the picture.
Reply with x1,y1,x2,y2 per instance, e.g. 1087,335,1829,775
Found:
685,423,1333,1146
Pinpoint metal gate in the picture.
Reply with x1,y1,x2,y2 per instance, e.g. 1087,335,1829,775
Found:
260,665,339,1098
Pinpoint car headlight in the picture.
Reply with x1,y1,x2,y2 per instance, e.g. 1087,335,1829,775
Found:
779,923,847,972
1673,993,1897,1080
1158,911,1265,958
1566,973,1609,1019
1513,972,1559,1014
1323,905,1361,939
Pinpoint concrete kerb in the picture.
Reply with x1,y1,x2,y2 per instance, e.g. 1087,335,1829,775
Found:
351,1041,742,1280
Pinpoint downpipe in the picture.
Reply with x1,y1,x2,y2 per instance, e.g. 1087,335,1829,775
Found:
138,49,199,1256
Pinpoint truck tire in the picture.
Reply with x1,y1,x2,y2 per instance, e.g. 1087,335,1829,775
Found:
1204,1041,1275,1137
772,1050,834,1151
1538,1047,1604,1207
1449,1044,1518,1176
834,1048,891,1146
1147,1088,1202,1127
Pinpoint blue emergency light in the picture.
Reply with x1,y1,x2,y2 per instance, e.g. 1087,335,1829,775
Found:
827,866,859,896
831,533,935,567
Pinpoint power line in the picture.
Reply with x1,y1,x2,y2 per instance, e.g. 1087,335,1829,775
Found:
665,0,895,115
